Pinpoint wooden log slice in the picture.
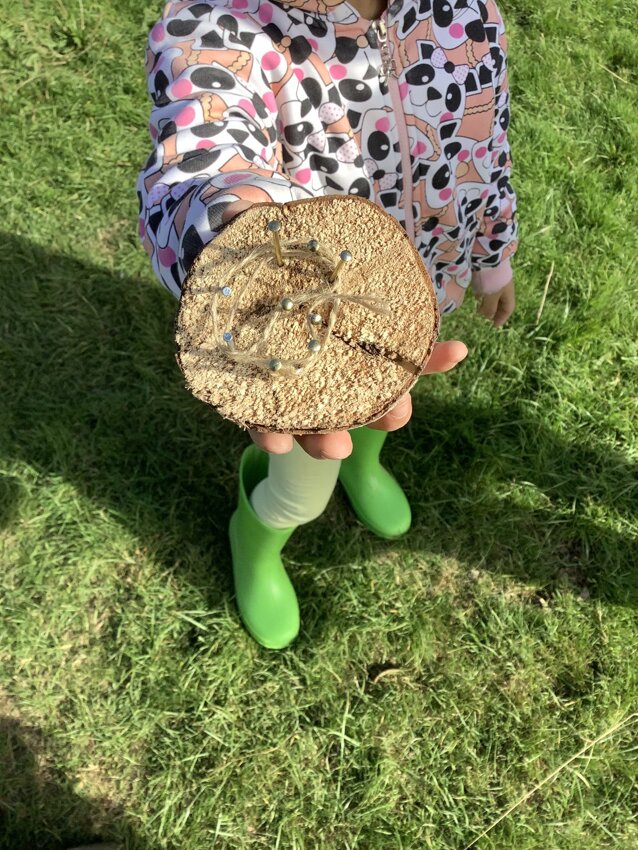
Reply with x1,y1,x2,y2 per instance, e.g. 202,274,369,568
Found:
176,196,439,434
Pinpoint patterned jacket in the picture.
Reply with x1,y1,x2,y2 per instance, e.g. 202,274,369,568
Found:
137,0,518,315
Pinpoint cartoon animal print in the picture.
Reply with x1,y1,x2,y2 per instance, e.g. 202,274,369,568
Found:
138,0,517,311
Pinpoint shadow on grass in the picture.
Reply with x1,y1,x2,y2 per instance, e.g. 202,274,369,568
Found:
0,711,142,850
1,233,636,621
402,393,638,606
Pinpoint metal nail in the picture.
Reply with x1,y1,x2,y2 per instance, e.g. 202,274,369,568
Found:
267,220,284,267
330,250,352,283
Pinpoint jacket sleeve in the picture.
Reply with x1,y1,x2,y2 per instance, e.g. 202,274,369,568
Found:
136,3,311,297
470,10,518,296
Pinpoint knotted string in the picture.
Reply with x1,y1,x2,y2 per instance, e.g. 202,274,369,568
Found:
195,239,390,378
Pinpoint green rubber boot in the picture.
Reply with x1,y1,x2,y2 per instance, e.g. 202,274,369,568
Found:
229,445,300,649
339,427,412,539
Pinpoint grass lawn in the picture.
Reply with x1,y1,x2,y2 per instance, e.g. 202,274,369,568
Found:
1,0,637,847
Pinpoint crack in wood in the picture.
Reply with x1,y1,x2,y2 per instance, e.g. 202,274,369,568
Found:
331,330,422,376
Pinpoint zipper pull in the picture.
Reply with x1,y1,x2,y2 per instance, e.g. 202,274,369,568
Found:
370,19,396,83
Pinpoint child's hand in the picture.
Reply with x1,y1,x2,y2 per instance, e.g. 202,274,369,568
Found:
477,279,515,328
250,340,468,460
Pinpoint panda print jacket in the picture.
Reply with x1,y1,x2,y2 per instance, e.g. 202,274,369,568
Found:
138,0,518,315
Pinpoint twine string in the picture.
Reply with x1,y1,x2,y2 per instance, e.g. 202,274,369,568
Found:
199,238,390,377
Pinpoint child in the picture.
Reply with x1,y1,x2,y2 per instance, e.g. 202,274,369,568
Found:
137,0,518,648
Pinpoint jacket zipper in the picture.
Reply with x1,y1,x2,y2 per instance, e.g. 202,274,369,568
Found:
370,17,395,83
370,16,416,244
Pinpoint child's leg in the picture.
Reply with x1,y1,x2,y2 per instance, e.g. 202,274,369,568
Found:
251,441,341,529
230,442,340,649
339,427,411,538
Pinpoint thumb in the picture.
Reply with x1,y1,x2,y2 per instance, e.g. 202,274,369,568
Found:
422,340,468,374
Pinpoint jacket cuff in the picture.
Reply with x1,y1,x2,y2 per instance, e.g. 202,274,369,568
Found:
471,258,514,295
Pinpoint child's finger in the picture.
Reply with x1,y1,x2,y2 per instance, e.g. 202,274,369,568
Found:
296,431,353,460
250,430,294,454
422,340,468,374
368,393,413,431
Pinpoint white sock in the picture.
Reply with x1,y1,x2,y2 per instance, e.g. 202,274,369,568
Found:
250,440,341,529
